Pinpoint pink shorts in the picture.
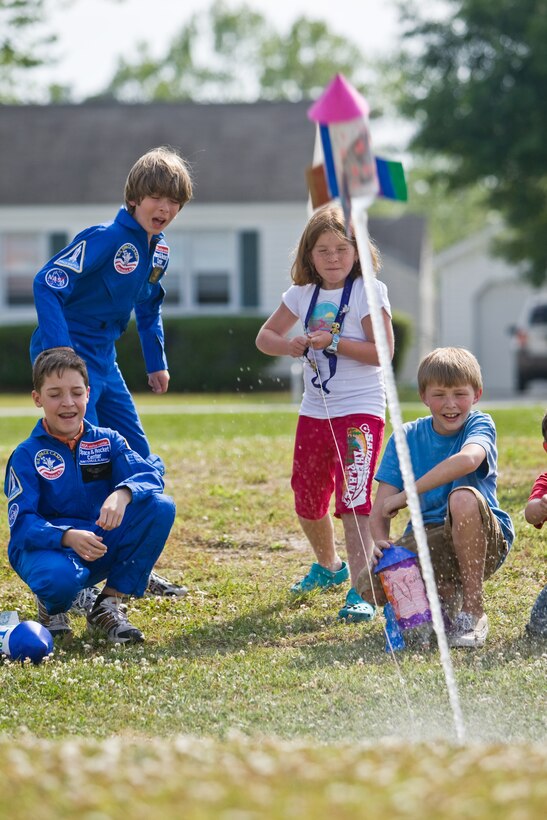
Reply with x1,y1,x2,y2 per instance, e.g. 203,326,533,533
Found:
291,413,385,519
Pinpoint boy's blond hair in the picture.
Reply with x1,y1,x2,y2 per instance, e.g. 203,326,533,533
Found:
417,347,483,394
33,349,89,392
124,146,193,214
291,202,381,286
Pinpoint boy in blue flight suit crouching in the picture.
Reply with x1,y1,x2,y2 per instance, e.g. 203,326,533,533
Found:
30,145,192,599
4,350,176,643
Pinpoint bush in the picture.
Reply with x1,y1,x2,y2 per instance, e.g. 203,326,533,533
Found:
117,316,275,392
0,324,35,391
0,311,413,392
392,310,413,377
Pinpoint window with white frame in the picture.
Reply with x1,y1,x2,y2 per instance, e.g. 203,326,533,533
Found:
1,233,43,307
163,230,238,311
0,231,67,310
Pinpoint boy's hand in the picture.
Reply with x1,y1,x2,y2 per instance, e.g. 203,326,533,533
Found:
369,541,386,568
382,491,407,519
62,529,107,562
148,369,170,393
96,488,132,530
536,493,547,517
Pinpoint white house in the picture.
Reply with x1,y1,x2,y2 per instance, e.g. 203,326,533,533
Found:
436,224,538,396
0,101,431,384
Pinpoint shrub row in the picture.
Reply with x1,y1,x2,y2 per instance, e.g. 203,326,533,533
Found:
0,311,412,392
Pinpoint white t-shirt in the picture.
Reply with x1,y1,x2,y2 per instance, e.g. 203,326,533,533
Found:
282,276,391,419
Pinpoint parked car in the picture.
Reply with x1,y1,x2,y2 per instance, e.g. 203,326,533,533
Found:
509,293,547,391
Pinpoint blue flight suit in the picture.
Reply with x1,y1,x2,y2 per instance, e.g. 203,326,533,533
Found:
4,419,176,614
30,208,170,466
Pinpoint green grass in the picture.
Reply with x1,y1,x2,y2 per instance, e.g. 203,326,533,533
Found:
0,396,545,816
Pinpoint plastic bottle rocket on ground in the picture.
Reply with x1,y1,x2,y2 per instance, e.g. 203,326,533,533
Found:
375,545,433,647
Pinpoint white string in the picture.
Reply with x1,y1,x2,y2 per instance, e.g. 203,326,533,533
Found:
352,200,466,744
306,309,419,735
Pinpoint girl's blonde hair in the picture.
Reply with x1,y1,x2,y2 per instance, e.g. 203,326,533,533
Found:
291,202,381,286
124,146,193,214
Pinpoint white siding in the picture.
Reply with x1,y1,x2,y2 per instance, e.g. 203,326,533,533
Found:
436,227,536,397
0,202,308,323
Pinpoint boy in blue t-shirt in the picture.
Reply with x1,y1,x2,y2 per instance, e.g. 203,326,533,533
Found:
357,347,514,648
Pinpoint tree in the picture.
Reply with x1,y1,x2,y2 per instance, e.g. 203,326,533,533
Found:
394,0,547,285
101,0,367,103
0,0,56,101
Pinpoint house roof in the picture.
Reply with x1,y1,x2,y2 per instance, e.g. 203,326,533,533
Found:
0,100,426,270
369,213,427,272
0,100,314,205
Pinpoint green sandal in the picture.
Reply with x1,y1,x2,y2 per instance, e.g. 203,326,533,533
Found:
338,587,376,622
290,561,349,594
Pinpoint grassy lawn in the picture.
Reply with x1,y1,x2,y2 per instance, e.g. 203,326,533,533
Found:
0,395,545,817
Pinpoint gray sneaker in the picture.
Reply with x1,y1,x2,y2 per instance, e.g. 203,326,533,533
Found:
146,570,188,597
448,611,488,648
69,586,101,616
35,596,73,640
87,597,144,644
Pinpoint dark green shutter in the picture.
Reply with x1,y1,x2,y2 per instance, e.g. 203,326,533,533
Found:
49,232,69,256
240,231,259,308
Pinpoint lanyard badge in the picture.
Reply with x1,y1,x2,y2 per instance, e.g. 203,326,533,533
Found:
303,276,354,394
148,266,165,284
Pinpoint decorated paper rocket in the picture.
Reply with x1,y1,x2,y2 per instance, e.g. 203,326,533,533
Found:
306,73,407,214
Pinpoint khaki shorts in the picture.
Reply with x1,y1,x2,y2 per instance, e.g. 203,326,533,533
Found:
357,486,510,606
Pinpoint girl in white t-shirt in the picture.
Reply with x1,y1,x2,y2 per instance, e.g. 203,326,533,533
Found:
256,203,394,622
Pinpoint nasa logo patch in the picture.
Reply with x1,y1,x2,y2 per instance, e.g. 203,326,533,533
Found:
45,268,70,289
114,243,139,274
8,503,19,528
34,449,65,480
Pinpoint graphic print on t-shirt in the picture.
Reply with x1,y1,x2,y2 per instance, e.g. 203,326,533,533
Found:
308,300,338,333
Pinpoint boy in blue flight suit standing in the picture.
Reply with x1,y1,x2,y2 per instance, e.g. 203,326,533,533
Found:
4,349,176,643
30,145,192,599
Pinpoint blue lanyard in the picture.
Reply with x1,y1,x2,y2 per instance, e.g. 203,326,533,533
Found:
303,276,354,394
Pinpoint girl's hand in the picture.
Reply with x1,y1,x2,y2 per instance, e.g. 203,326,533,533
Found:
288,335,310,357
307,330,333,350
